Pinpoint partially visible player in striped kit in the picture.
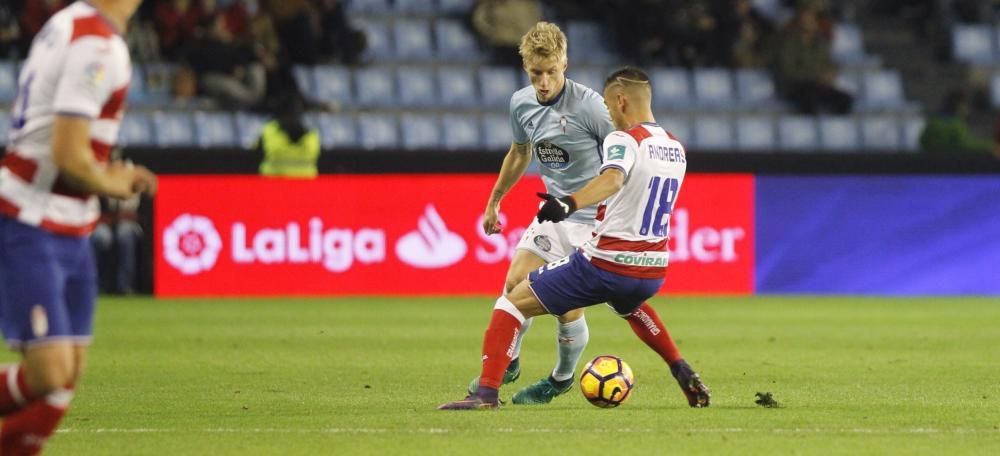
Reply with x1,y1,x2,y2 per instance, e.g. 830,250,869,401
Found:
444,66,710,410
0,1,156,452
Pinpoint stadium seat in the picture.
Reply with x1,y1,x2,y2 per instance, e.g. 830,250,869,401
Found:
818,116,861,151
0,111,8,145
835,71,860,95
311,113,358,148
657,114,692,145
117,111,153,147
235,111,268,149
355,67,396,108
394,19,435,61
693,68,735,108
395,0,436,14
860,114,901,151
127,64,145,102
142,63,177,102
437,67,478,108
400,113,442,150
569,66,606,92
193,112,237,147
479,67,520,108
691,115,734,150
435,20,482,61
0,61,16,103
735,69,777,106
777,115,820,152
396,67,437,107
358,113,400,150
735,115,776,151
313,65,353,106
649,68,691,109
292,65,314,97
151,111,195,147
355,18,394,61
566,21,615,65
347,0,390,15
900,115,926,152
481,112,513,151
751,0,787,22
832,23,865,65
990,72,1000,108
438,0,475,14
441,113,482,150
952,24,994,65
861,70,905,109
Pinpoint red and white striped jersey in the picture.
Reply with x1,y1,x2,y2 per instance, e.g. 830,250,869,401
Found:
580,122,687,279
0,1,131,237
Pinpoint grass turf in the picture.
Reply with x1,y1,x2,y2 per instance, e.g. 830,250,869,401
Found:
7,296,999,455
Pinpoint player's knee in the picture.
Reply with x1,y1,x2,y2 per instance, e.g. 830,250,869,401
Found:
557,308,585,324
25,352,76,395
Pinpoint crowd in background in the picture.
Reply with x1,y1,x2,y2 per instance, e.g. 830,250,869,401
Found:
2,0,999,117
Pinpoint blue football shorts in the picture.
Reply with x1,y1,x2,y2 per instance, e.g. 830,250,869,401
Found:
0,216,97,349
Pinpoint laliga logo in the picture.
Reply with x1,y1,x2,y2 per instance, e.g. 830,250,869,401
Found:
395,205,467,268
163,214,223,275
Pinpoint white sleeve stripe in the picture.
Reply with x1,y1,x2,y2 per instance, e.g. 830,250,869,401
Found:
55,110,95,119
601,164,627,175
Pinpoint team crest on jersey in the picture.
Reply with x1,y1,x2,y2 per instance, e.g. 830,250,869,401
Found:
607,145,626,161
526,120,535,131
534,140,570,169
533,235,552,252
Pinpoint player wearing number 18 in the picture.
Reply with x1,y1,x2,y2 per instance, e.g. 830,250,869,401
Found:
439,67,710,410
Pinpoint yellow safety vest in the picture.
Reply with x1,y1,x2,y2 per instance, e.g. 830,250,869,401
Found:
259,120,320,178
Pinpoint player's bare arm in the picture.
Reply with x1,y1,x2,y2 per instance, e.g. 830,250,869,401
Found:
483,141,531,234
51,116,154,199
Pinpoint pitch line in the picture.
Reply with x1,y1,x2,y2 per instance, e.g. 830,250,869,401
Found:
56,427,998,435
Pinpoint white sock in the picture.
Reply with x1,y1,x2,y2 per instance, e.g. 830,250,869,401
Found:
551,316,589,382
511,317,532,360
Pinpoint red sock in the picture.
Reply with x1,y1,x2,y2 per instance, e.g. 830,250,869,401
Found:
626,302,683,365
479,309,523,390
0,366,36,416
0,386,73,456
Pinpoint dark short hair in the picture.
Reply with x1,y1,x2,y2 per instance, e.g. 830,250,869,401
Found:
604,66,651,89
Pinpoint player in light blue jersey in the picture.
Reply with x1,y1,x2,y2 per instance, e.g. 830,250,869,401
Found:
468,22,709,407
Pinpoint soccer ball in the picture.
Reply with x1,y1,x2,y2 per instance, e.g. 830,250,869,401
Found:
579,355,634,408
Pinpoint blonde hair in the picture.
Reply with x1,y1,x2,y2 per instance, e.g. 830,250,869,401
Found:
518,22,567,62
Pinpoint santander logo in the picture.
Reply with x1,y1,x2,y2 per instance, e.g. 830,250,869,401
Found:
163,213,223,275
395,204,467,268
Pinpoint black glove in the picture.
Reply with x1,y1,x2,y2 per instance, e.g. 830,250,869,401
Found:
536,192,577,223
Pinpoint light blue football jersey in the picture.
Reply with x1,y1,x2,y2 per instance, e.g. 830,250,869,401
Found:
509,79,615,224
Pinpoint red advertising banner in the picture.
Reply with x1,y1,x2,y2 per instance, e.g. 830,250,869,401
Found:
154,174,753,297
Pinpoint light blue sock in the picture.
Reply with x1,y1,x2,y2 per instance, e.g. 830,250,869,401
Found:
552,316,589,382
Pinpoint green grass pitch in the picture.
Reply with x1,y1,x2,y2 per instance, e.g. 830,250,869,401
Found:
8,296,999,455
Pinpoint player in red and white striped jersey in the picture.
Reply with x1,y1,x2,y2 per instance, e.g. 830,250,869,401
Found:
441,67,710,410
0,1,155,452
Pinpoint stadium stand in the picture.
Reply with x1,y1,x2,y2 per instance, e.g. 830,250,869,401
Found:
0,0,983,155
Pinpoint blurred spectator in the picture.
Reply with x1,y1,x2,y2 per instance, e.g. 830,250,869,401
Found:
185,14,266,109
603,0,674,65
767,6,852,114
0,2,20,59
261,0,321,64
712,0,773,68
471,0,541,67
920,90,995,155
154,0,204,60
92,194,143,295
256,98,320,178
315,0,366,65
125,17,161,62
19,0,65,54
